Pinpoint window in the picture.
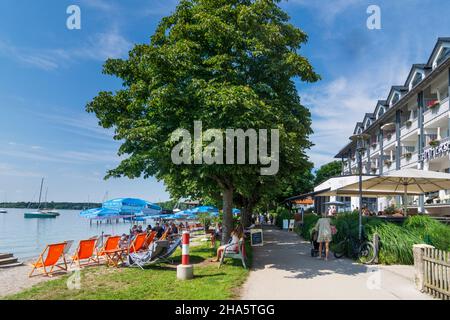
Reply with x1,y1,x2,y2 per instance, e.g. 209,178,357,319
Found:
378,107,384,118
391,92,400,105
366,120,371,129
411,72,423,88
436,47,450,66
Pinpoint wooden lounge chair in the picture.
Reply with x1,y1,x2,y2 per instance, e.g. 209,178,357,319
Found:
219,239,247,269
143,231,157,250
70,238,99,268
159,229,170,241
97,235,123,267
29,242,68,277
128,233,148,254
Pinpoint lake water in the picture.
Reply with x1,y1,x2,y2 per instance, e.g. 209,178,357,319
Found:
0,208,139,260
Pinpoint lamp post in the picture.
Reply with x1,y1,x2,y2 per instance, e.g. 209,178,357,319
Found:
350,133,370,240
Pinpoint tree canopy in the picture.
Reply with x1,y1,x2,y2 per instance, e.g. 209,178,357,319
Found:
86,0,319,242
314,160,342,186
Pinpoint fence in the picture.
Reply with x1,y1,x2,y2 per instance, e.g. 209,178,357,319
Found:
413,244,450,300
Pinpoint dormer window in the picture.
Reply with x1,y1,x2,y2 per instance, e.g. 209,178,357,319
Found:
357,127,362,134
377,107,385,118
436,47,450,67
391,92,400,105
366,120,371,129
411,72,423,88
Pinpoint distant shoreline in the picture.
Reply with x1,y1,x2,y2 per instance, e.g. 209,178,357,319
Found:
0,202,102,210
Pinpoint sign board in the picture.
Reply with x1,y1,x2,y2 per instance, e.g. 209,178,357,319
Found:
283,219,289,230
250,229,263,246
420,139,450,162
288,220,295,232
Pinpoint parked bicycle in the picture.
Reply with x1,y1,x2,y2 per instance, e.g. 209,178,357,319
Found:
333,233,377,264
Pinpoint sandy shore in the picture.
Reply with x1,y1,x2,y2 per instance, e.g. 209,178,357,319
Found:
0,262,61,298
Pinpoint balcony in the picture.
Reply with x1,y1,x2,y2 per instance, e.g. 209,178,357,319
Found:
424,97,449,124
400,117,418,137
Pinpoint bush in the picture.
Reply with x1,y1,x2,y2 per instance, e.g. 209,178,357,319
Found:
403,215,450,251
297,213,320,239
274,207,293,229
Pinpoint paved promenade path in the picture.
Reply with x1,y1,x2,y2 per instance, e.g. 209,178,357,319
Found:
241,226,432,300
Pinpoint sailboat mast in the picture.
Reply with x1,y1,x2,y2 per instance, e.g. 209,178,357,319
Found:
37,178,44,209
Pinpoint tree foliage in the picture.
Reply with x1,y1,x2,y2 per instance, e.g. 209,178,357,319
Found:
86,0,319,241
314,160,342,185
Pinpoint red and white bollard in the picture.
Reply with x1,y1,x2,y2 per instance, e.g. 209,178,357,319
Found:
177,231,194,280
181,231,190,265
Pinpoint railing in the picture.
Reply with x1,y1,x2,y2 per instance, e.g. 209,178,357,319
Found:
401,146,416,158
414,244,450,300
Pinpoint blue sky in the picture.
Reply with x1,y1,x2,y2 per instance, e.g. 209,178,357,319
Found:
0,0,449,202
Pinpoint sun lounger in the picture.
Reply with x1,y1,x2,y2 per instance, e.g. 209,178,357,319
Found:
127,238,181,268
128,232,147,254
29,242,68,277
143,231,157,250
70,238,99,268
97,235,124,267
159,229,170,240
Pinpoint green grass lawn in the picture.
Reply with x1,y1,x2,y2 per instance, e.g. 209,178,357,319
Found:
6,240,252,300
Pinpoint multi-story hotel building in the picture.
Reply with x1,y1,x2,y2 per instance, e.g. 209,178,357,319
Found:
334,37,450,216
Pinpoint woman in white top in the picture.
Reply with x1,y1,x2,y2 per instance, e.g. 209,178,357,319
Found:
211,225,243,262
314,212,332,260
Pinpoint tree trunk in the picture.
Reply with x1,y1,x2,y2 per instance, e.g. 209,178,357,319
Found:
240,202,254,228
221,187,234,244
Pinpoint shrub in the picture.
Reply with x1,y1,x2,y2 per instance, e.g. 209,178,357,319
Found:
297,213,320,239
274,207,293,229
403,215,450,251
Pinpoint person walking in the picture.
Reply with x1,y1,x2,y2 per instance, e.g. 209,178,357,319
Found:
313,212,332,261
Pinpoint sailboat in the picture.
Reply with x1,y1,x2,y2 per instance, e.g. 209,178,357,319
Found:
24,178,60,219
40,187,60,215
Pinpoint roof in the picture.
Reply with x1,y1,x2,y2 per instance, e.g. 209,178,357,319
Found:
427,37,450,66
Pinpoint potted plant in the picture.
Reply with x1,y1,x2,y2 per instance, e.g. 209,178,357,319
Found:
429,140,440,147
371,142,377,149
371,167,377,174
404,152,412,160
384,159,392,167
386,133,392,140
405,120,412,128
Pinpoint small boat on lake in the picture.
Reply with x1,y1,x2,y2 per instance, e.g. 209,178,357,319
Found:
24,178,60,219
0,210,7,213
24,211,59,219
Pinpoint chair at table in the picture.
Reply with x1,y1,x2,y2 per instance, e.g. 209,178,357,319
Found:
218,239,247,269
29,242,68,277
70,238,99,268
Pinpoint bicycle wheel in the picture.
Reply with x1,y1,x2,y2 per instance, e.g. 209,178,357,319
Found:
333,240,347,259
358,241,376,264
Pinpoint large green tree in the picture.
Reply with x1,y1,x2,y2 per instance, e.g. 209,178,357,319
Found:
314,160,342,185
87,0,319,242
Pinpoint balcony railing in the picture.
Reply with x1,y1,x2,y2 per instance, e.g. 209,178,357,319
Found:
401,146,416,158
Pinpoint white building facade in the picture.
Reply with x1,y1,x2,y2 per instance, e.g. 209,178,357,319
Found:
334,38,450,216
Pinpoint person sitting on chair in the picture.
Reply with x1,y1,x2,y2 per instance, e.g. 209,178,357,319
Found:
211,225,243,262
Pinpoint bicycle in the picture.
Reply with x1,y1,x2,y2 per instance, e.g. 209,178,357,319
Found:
333,234,377,264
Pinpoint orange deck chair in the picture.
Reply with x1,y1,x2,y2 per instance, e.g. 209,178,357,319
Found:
143,231,157,250
29,242,68,277
70,238,99,268
159,229,170,240
97,235,123,267
128,232,148,254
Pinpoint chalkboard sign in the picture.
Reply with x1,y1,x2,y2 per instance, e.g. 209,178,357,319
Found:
251,229,263,246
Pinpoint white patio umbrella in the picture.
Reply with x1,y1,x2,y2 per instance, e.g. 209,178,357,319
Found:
340,169,450,214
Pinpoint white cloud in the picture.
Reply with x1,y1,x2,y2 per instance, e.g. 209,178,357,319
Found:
285,0,360,24
0,163,42,178
302,51,412,168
